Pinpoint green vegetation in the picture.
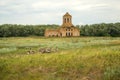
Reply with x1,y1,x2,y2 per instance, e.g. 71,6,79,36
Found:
0,37,120,80
0,24,59,37
80,23,120,37
0,22,120,37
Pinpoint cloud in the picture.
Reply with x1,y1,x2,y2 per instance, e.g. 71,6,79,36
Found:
0,0,120,24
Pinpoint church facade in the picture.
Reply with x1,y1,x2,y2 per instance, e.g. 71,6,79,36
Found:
45,12,80,37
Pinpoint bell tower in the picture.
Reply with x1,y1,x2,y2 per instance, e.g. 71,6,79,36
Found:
62,12,73,27
45,12,80,37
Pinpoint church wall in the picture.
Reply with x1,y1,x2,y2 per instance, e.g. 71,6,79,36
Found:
73,28,80,36
44,12,80,37
45,30,61,37
59,28,66,37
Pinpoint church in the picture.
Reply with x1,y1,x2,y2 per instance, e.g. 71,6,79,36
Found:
45,12,80,37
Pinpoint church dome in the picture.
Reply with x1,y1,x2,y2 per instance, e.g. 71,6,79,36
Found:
63,12,72,17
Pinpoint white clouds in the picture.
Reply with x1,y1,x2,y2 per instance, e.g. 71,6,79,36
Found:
71,3,108,11
31,0,109,11
0,0,120,24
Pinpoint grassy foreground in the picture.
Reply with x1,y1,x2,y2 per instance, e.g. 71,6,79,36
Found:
0,37,120,80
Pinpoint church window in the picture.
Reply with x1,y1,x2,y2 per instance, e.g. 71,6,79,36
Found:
67,18,69,22
64,18,66,23
71,33,73,36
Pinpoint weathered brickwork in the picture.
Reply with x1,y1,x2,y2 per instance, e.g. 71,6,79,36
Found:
45,12,80,37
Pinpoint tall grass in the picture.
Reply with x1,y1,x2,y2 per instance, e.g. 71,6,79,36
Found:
0,37,120,80
0,47,17,54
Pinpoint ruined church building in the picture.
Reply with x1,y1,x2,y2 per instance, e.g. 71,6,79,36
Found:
45,12,80,37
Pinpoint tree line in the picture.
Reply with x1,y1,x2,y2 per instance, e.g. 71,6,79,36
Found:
0,24,59,37
0,23,120,37
79,23,120,37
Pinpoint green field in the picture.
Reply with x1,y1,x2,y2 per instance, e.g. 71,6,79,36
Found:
0,37,120,80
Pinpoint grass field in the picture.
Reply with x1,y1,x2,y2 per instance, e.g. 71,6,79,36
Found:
0,37,120,80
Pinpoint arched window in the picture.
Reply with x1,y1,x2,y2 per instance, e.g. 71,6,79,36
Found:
60,33,62,36
68,32,70,36
66,33,67,36
67,18,69,23
64,18,66,23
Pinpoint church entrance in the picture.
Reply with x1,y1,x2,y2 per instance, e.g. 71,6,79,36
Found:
66,32,71,37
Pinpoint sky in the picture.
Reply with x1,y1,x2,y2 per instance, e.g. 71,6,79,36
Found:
0,0,120,25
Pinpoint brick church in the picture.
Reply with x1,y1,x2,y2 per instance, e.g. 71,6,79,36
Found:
45,12,80,37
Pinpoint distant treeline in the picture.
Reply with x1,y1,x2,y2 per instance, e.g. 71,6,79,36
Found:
0,23,120,37
79,23,120,37
0,24,59,37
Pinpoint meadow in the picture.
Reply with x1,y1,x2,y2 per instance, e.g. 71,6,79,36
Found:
0,37,120,80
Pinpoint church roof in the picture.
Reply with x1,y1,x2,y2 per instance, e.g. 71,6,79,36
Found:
63,12,72,17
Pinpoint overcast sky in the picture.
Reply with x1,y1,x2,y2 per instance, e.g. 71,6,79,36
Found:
0,0,120,25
